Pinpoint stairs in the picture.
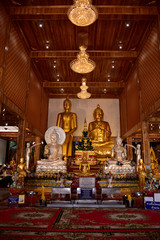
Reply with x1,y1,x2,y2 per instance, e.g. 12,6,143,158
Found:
47,199,125,208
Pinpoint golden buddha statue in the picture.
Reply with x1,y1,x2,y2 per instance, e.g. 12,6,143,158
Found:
150,146,160,178
137,158,147,192
57,97,77,157
88,104,114,157
17,157,27,186
10,157,16,173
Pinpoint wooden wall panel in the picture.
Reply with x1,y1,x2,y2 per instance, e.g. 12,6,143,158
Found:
126,68,140,130
40,90,48,135
120,89,127,136
0,2,9,83
138,26,160,112
27,68,42,131
3,24,29,112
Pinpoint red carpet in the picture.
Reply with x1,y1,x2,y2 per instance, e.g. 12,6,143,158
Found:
0,207,160,240
53,208,160,230
0,207,61,230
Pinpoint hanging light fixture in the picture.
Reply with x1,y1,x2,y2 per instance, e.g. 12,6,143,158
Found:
77,78,91,99
70,45,96,74
67,0,98,27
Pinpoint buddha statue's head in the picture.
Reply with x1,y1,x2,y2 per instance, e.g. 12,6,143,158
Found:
139,158,143,165
116,136,122,146
93,104,104,121
64,97,71,112
20,157,24,164
50,129,59,144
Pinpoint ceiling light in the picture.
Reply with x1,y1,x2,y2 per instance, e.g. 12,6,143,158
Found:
77,78,91,99
119,44,123,49
108,79,111,82
45,45,49,49
70,45,96,74
53,65,56,69
125,22,130,27
57,78,60,82
104,88,107,93
68,0,98,27
112,65,115,69
38,21,43,28
60,88,64,93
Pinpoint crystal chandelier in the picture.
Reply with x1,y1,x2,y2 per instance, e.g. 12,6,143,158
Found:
70,46,96,74
77,78,91,99
67,0,98,27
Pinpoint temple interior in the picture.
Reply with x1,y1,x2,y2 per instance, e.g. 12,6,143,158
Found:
0,1,160,238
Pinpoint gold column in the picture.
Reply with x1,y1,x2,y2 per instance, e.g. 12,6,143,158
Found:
142,121,150,165
126,137,133,161
16,119,26,163
34,136,41,165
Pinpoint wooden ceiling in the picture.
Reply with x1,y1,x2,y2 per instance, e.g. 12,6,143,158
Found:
3,0,159,99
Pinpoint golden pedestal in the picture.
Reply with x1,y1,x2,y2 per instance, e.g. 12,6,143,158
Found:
74,150,97,165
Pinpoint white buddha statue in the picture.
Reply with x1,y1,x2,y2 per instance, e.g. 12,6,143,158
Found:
114,136,127,163
104,136,135,175
36,127,67,173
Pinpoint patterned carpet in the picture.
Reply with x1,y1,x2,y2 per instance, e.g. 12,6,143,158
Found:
0,207,61,230
52,208,160,230
0,207,160,240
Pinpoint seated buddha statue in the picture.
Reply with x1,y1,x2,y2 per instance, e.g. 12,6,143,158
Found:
36,127,67,174
88,104,114,157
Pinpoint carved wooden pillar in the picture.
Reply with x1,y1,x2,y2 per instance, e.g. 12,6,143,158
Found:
0,102,2,113
142,121,150,165
126,137,133,161
34,136,41,165
16,119,26,163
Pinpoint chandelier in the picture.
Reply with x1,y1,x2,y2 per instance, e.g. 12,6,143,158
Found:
67,0,98,27
70,46,96,74
77,78,91,99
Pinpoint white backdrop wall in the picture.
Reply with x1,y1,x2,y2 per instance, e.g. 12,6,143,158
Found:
48,99,120,137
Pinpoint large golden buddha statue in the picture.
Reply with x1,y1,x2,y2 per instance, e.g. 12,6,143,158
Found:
88,104,114,157
56,97,77,157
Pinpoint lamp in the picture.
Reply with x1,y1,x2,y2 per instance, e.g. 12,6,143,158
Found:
67,0,98,27
70,45,96,74
77,78,91,99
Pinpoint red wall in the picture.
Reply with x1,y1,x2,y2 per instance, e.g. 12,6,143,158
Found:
0,2,9,83
0,3,48,136
138,25,160,112
27,68,42,131
126,67,140,130
3,24,29,112
120,24,160,136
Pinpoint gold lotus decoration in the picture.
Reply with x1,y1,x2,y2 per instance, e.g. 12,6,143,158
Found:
70,46,96,74
67,0,98,27
77,78,91,99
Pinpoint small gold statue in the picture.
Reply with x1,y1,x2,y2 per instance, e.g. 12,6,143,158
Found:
150,146,159,175
10,157,16,173
137,158,147,192
57,97,77,157
88,104,113,157
17,158,27,186
79,156,90,175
